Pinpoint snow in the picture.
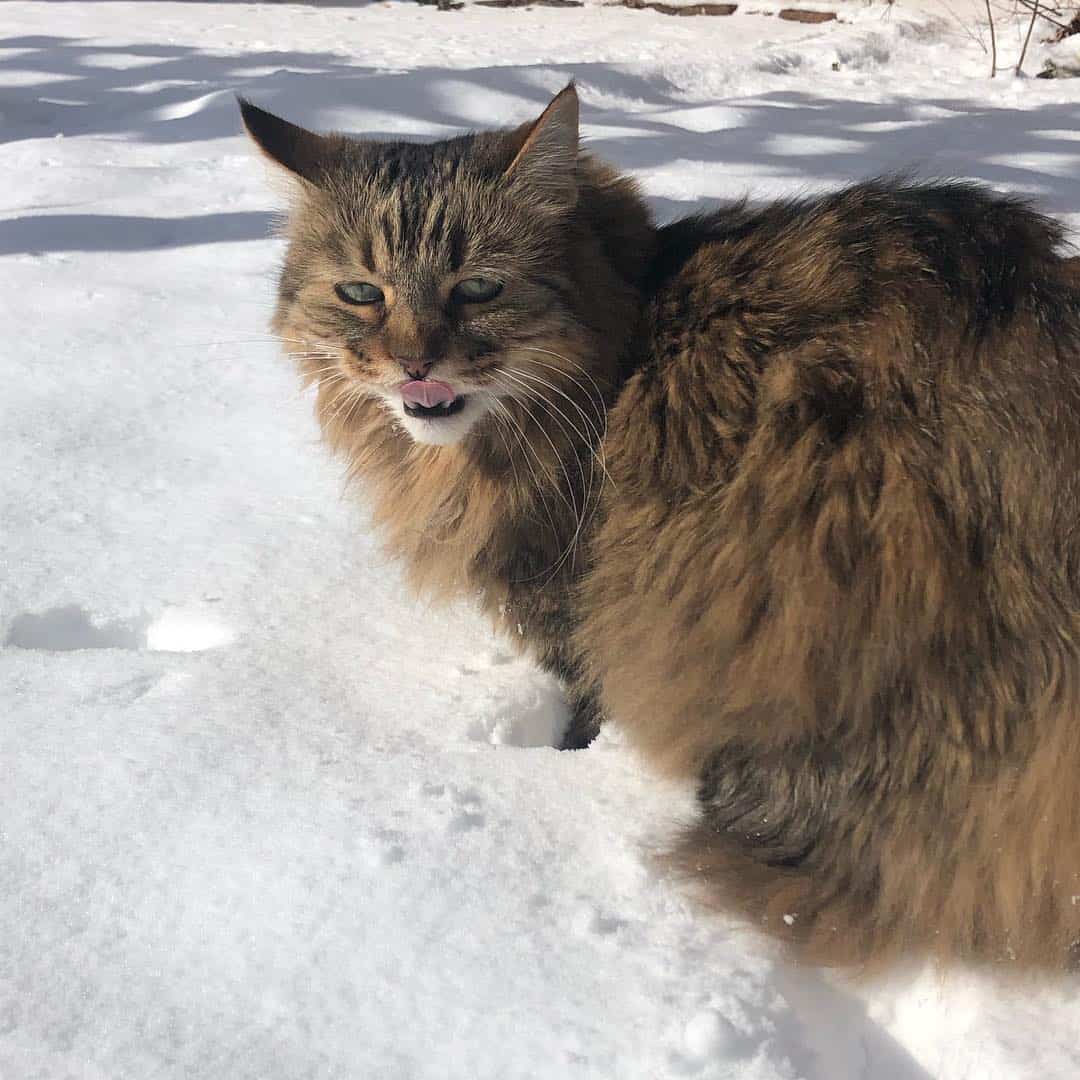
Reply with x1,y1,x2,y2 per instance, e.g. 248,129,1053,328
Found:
2,1,1080,1077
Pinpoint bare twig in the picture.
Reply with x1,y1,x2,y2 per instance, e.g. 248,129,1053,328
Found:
940,0,989,53
1017,0,1040,73
1016,0,1074,32
986,0,998,76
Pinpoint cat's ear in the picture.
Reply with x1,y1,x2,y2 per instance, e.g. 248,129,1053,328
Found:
502,83,579,209
238,97,336,185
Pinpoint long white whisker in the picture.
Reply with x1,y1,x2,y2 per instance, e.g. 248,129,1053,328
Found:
498,369,597,557
484,395,575,585
516,353,613,504
296,364,345,380
487,388,582,556
501,366,616,495
482,395,527,510
514,352,609,440
484,395,562,547
489,375,591,582
504,366,603,445
518,349,609,430
332,390,364,428
174,336,319,350
490,376,579,522
324,381,365,426
487,392,566,516
503,389,607,566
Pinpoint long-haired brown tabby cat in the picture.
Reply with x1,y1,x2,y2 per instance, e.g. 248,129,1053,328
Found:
240,84,1080,972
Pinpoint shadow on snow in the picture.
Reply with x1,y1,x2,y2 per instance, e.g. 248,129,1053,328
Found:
0,32,1079,252
0,211,276,254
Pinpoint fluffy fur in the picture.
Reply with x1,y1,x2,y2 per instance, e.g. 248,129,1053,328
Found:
243,87,1080,970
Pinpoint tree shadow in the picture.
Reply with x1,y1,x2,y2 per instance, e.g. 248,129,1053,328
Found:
2,31,1079,246
0,211,276,254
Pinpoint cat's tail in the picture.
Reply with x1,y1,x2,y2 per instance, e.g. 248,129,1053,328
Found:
665,745,901,972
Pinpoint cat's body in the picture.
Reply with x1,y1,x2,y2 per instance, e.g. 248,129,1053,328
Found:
242,86,1080,969
588,182,1080,968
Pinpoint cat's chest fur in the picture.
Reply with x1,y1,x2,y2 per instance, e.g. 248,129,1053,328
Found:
327,393,586,670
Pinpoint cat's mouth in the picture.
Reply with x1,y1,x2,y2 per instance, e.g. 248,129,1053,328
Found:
400,379,467,420
403,397,467,419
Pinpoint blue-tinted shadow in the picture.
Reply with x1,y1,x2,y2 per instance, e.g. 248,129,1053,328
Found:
0,211,275,254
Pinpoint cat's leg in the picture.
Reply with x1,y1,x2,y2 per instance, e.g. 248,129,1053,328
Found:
534,638,605,750
558,683,603,751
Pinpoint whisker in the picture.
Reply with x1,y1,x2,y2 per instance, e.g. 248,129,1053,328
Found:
490,376,580,522
515,356,609,445
340,383,372,428
484,395,571,584
489,376,590,582
173,336,314,349
481,394,527,510
295,363,345,379
484,396,561,542
498,368,597,556
516,352,613,509
519,348,609,428
501,366,617,495
307,372,347,395
501,373,613,561
487,392,564,513
326,382,368,427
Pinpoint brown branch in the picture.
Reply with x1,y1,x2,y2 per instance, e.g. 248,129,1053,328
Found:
986,0,998,76
1017,0,1040,74
1016,0,1073,32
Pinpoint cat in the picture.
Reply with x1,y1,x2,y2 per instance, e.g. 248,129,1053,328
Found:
241,84,1080,971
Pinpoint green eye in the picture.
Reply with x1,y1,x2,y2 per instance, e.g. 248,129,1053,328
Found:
452,277,503,304
335,282,384,305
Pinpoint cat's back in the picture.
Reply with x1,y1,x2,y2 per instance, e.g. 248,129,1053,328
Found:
612,179,1080,497
650,178,1075,365
585,178,1080,777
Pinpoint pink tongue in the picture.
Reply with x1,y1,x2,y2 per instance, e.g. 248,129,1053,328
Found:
401,380,457,408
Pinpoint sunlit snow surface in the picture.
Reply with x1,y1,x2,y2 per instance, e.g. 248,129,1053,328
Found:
3,2,1080,1077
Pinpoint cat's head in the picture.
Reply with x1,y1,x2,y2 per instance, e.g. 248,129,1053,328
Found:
241,85,648,449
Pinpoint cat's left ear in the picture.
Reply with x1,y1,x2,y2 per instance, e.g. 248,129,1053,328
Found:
502,83,579,210
238,97,340,186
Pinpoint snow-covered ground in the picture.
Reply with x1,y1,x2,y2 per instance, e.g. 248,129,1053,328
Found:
3,2,1080,1077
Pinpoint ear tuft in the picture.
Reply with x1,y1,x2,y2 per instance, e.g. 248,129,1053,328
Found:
503,83,579,209
238,97,335,185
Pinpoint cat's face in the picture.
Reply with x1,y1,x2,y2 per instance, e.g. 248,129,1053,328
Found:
242,88,585,447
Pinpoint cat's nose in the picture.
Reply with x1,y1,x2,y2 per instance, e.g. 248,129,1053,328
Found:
397,358,433,381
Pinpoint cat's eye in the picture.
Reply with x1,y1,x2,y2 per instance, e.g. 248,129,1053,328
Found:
335,282,384,305
452,277,503,304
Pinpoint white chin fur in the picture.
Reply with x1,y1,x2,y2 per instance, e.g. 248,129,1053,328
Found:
391,395,487,447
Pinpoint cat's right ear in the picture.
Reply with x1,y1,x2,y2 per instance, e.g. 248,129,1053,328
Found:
501,84,579,210
238,98,335,186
